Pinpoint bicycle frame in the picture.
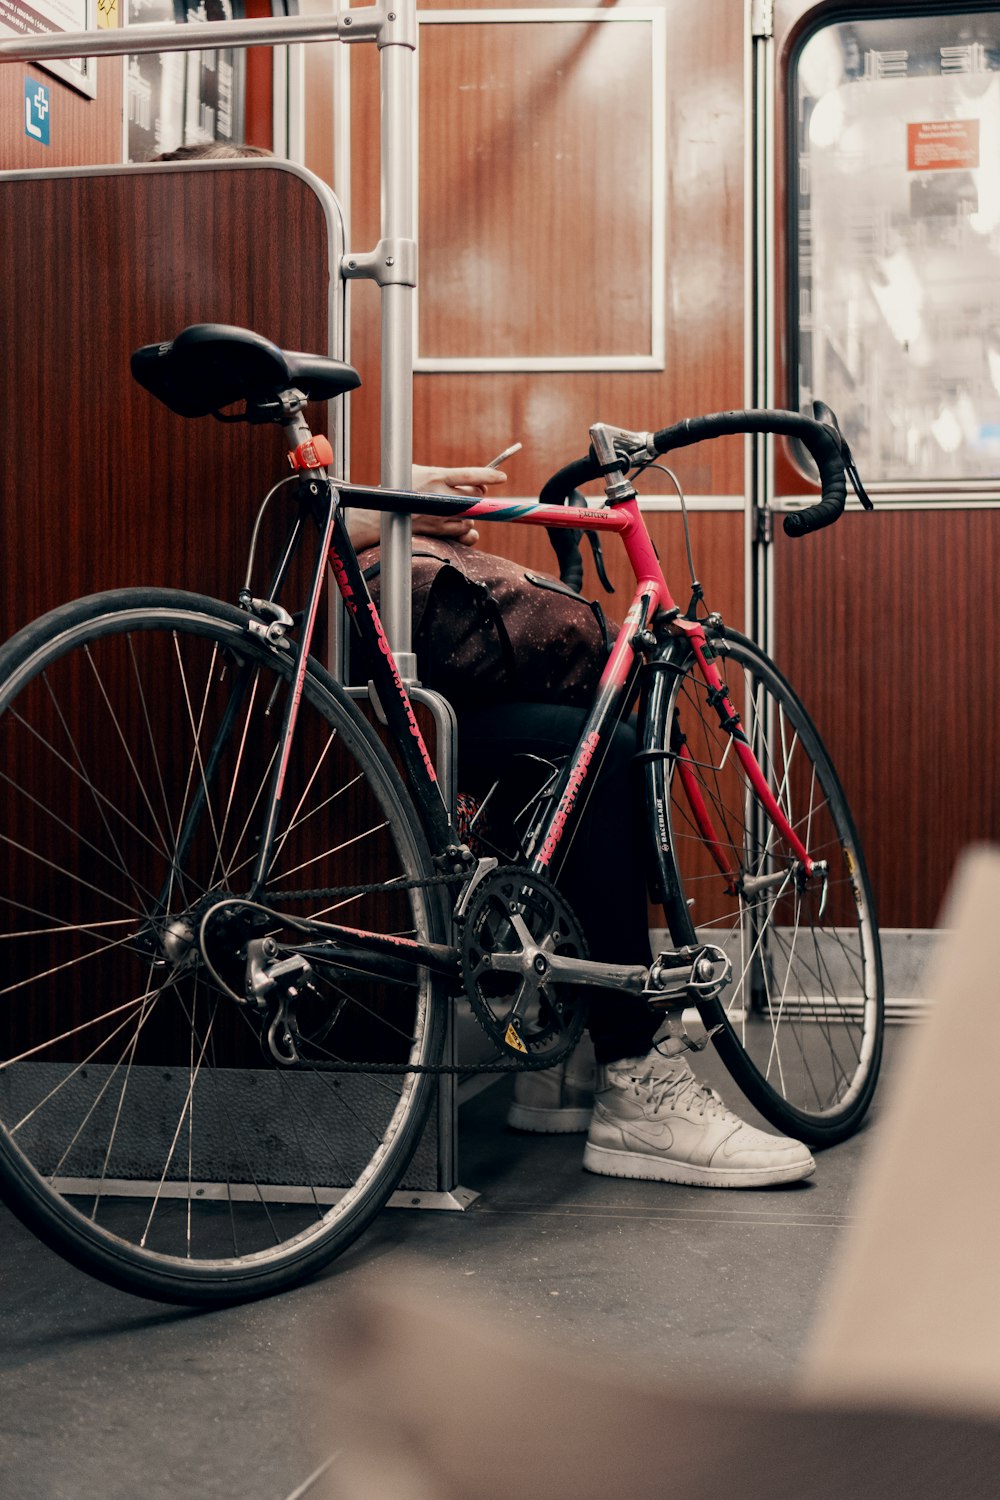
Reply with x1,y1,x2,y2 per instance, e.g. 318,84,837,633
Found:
136,450,829,1018
323,478,817,897
171,443,821,1008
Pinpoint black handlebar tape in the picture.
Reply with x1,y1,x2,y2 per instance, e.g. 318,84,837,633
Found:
538,407,854,539
546,524,585,592
650,409,847,538
538,454,602,510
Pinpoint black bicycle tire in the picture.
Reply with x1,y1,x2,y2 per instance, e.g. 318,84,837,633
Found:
651,627,884,1147
0,587,447,1304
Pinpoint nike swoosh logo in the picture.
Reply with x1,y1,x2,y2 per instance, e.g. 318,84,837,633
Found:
627,1120,675,1149
596,1106,674,1150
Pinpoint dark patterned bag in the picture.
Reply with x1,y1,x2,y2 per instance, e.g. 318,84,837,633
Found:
356,538,615,708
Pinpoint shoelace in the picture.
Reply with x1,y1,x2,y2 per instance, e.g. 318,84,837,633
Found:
620,1059,737,1122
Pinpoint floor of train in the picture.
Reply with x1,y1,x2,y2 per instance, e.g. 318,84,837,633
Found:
0,1036,898,1500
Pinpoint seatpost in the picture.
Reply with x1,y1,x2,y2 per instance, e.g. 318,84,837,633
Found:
277,388,317,455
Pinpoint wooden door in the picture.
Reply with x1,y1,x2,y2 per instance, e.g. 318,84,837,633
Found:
305,0,751,629
770,2,1000,947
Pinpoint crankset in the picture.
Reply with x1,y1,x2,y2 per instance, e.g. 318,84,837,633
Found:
457,865,588,1061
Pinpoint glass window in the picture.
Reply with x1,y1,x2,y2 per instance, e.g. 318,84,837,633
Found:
125,0,247,163
791,9,1000,483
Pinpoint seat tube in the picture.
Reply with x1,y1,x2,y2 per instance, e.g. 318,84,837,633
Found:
250,472,339,893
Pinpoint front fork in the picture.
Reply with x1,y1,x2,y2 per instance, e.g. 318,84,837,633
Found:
638,624,823,951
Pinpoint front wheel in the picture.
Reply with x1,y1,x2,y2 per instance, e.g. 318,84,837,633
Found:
651,627,883,1147
0,588,446,1303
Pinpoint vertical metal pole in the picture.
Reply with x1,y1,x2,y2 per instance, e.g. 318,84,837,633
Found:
747,0,778,1015
377,3,458,1192
327,34,354,687
378,0,418,681
748,0,776,655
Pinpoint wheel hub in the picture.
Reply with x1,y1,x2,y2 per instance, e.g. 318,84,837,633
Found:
159,916,197,969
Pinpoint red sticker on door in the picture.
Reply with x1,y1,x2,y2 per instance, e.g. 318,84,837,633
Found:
907,119,980,172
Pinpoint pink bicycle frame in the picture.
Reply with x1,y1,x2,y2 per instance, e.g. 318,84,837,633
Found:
332,482,815,886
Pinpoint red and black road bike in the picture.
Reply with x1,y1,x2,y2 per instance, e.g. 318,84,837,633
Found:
0,324,882,1303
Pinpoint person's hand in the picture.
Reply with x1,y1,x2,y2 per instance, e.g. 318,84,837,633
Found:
345,465,506,551
410,464,508,548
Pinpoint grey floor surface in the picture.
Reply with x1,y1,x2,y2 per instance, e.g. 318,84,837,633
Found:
0,1040,895,1500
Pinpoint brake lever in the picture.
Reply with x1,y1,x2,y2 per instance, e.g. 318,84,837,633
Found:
845,454,874,511
813,399,873,512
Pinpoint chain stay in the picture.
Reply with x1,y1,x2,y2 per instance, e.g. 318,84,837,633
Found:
242,864,582,1071
283,1028,583,1076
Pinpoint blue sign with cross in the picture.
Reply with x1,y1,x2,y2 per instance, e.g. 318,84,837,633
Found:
24,78,50,147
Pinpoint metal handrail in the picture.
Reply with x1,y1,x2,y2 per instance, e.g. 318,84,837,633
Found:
0,11,377,61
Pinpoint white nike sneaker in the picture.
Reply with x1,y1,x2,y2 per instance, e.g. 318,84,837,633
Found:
507,1035,596,1134
583,1047,815,1188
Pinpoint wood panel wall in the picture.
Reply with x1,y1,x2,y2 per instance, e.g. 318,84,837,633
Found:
343,1,746,495
0,165,333,638
772,508,1000,930
301,0,749,641
4,3,980,937
0,57,123,172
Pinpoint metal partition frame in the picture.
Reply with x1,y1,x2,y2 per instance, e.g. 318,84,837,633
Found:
0,6,479,1209
1,4,419,670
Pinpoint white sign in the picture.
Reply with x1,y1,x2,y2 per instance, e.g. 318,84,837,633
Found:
0,0,98,98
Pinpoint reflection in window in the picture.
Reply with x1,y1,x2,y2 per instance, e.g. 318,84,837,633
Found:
792,11,1000,483
126,0,246,162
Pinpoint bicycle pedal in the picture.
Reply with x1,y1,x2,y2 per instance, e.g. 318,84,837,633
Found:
678,1024,723,1053
644,943,731,1008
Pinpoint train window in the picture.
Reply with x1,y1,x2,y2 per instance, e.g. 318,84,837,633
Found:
791,9,1000,485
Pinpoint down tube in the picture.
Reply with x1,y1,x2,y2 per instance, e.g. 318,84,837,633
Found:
527,597,647,883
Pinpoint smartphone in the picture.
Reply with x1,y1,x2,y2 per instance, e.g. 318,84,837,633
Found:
484,442,522,469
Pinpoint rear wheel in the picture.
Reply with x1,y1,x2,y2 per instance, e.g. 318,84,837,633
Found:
0,588,446,1303
654,628,883,1147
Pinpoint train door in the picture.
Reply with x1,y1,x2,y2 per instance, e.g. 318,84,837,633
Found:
763,3,1000,1004
303,1,995,984
305,0,754,622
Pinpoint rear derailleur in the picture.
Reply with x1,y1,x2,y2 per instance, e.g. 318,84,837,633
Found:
244,937,319,1066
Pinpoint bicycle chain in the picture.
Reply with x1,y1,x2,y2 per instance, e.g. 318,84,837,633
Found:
295,1029,583,1076
250,871,586,1074
265,869,466,904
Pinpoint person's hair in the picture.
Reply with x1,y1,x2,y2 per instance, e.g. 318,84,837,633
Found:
150,142,273,163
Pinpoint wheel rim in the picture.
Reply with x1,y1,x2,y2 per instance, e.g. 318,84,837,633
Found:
0,600,440,1293
665,635,882,1133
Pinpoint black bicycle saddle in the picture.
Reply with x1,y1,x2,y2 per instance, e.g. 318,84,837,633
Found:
131,323,362,419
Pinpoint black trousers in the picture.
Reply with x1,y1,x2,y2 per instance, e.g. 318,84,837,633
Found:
456,702,660,1064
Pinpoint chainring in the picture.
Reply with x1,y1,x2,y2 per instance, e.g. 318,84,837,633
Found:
458,865,588,1061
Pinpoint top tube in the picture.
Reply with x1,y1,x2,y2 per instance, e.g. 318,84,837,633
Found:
335,482,674,616
335,482,630,534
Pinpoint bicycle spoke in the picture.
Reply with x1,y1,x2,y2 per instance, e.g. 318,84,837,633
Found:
0,596,443,1300
0,919,146,1001
140,998,219,1249
9,986,161,1130
663,631,882,1142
